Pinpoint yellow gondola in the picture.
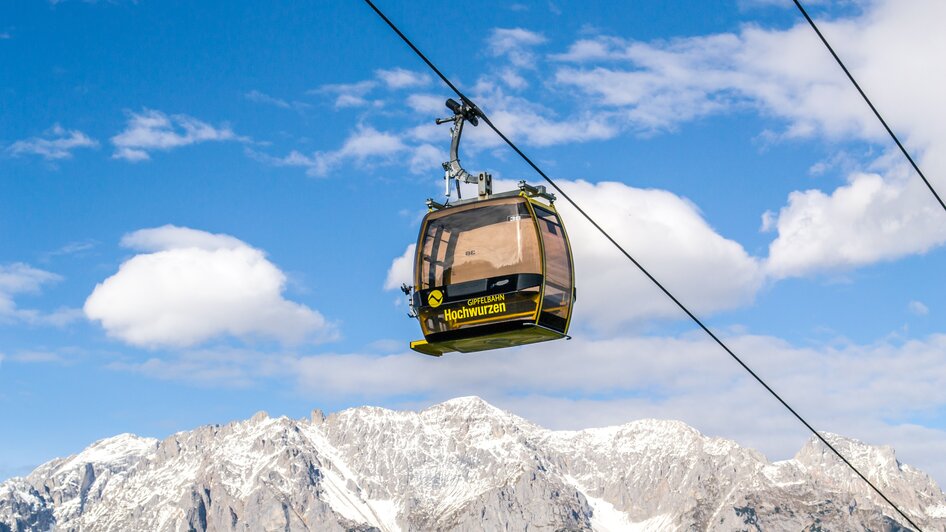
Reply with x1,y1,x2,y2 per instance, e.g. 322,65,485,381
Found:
404,99,576,356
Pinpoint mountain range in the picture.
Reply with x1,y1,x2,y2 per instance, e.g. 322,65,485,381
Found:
2,396,944,531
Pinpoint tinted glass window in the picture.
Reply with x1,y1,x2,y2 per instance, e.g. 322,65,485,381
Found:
418,200,541,290
534,205,572,330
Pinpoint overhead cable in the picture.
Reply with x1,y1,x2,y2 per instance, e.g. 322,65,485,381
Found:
793,0,946,215
361,1,922,529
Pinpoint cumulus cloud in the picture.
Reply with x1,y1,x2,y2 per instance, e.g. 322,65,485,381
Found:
6,124,98,160
556,181,764,328
84,225,335,348
111,109,246,161
764,168,946,277
384,244,415,291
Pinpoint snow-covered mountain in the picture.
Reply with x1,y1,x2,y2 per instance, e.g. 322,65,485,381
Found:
2,396,944,531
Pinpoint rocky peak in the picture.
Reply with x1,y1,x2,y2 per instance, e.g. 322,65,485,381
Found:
2,397,944,532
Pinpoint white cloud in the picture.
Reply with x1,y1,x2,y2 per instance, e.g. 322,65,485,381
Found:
454,81,620,149
553,180,764,328
908,300,929,316
0,263,80,326
255,126,443,178
312,69,427,111
310,125,406,176
110,109,246,161
764,169,946,277
488,28,547,68
0,263,60,318
498,67,528,90
313,69,430,110
408,144,444,175
550,2,946,141
384,244,415,291
549,36,627,63
405,94,446,115
551,27,859,135
375,67,430,89
0,264,59,297
6,124,98,160
84,225,335,348
552,35,755,131
120,224,244,251
313,80,378,109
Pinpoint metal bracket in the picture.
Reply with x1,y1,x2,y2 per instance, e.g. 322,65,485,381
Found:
400,283,417,318
425,198,447,211
518,180,556,203
436,98,490,201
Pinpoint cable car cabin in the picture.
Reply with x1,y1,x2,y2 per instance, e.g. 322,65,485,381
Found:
409,193,575,356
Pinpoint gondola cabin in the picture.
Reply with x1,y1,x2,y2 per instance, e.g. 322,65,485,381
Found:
409,189,575,356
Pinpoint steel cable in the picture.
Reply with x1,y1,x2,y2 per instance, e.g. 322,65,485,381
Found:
793,0,946,215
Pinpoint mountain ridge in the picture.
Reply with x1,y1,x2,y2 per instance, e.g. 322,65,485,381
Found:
2,396,944,531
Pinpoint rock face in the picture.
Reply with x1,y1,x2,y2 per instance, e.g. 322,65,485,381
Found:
1,397,944,531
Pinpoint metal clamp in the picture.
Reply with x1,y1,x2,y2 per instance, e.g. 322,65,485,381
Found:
436,98,491,201
518,180,556,203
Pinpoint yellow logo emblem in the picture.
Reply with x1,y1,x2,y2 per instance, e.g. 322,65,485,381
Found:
427,289,443,308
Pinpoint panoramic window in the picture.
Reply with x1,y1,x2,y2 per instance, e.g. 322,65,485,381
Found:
419,200,541,289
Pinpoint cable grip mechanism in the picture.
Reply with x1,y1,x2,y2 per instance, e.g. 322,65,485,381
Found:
436,98,491,200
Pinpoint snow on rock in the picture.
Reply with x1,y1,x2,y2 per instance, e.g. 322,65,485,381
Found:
1,397,945,531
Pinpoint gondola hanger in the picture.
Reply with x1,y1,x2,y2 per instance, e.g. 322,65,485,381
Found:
402,99,576,357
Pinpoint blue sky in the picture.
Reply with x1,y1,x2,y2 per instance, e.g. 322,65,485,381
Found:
3,0,946,486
